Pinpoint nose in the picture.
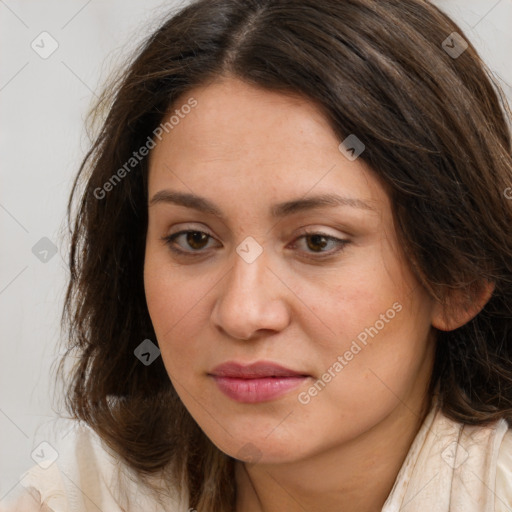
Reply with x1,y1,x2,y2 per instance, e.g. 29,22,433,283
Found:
211,244,291,341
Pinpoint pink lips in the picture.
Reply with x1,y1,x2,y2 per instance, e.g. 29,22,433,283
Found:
209,361,310,403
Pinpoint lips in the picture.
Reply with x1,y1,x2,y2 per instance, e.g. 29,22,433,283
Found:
209,361,309,378
208,361,310,403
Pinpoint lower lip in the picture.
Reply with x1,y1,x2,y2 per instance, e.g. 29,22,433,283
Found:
211,375,308,403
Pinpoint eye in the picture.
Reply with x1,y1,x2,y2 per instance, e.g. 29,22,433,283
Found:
290,230,350,259
162,230,217,255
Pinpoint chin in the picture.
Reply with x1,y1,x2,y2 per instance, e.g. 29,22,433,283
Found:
212,431,305,465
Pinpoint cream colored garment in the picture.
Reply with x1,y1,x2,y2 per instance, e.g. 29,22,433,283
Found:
0,420,188,512
1,404,511,512
382,404,512,511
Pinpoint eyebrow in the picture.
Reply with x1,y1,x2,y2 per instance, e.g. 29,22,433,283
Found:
149,190,377,218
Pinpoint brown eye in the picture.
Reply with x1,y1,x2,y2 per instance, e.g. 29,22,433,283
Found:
182,231,210,250
291,231,350,259
162,230,216,254
304,234,330,253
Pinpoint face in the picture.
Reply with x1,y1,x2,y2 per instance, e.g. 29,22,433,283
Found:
144,76,437,464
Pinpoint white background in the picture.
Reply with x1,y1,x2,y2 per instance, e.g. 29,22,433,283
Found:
1,0,511,500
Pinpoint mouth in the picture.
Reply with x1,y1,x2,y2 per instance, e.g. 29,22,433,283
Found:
208,361,311,403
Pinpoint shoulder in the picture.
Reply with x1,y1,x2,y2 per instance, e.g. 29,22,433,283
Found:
0,420,120,512
0,419,186,512
495,424,512,512
383,402,512,512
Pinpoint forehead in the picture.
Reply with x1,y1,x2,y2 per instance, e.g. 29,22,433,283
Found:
147,77,388,216
158,78,337,158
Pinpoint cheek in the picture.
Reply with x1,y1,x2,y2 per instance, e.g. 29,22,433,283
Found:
144,250,190,342
144,239,202,330
312,242,404,352
143,248,219,377
307,238,434,403
317,288,433,412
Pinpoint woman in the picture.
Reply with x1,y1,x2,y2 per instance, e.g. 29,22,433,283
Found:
2,0,512,510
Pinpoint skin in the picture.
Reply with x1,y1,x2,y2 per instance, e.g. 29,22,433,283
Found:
144,76,491,512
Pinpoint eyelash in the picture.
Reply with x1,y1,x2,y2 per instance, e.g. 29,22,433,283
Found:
161,229,350,260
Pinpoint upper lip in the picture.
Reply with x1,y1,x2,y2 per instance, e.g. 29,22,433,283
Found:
209,361,309,378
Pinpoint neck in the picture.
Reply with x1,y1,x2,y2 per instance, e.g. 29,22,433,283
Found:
235,393,433,512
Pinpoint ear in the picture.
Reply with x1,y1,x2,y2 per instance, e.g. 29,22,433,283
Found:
431,280,495,332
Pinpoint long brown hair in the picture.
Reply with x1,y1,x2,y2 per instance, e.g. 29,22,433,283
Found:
55,0,512,510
